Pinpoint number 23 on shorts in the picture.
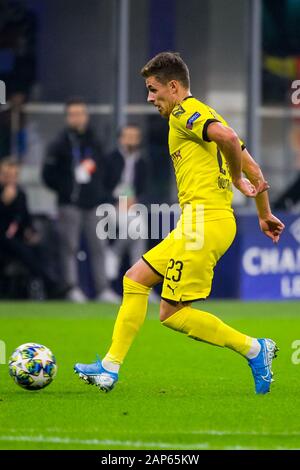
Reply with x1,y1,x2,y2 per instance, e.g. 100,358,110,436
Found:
165,258,184,283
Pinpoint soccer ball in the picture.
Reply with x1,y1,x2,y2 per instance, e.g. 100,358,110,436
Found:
9,343,57,390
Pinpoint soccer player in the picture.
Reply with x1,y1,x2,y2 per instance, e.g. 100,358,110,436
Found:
75,52,285,394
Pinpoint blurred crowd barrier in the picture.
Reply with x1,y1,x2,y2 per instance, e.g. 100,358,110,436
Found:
2,102,300,210
213,212,300,300
1,101,300,301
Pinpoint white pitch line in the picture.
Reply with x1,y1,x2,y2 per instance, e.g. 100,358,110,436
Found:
4,427,300,438
0,435,209,450
4,428,300,438
0,435,298,451
190,430,300,437
0,431,300,450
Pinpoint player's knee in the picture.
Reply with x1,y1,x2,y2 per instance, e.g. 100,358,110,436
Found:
125,265,137,280
125,259,147,281
159,300,174,322
160,300,191,322
125,258,160,288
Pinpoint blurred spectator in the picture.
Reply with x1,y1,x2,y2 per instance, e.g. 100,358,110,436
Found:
106,124,150,205
105,124,160,303
106,125,149,274
0,158,65,298
42,97,119,303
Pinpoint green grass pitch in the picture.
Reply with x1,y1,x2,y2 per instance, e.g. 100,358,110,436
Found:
0,300,300,450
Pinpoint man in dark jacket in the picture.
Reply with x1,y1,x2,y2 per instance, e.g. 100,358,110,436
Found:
0,158,63,298
42,98,119,303
105,124,153,285
106,125,150,206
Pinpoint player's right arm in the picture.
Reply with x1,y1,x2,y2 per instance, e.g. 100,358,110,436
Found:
206,122,260,197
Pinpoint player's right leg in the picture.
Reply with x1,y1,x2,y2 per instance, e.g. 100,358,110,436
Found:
74,258,163,392
74,225,176,392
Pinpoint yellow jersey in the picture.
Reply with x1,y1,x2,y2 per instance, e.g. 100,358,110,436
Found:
168,96,242,221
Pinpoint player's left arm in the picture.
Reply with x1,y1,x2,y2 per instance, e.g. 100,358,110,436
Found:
241,147,285,243
207,122,285,242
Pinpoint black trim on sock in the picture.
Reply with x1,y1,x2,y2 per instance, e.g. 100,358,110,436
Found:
161,296,206,305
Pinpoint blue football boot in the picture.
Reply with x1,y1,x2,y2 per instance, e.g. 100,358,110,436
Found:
74,355,118,392
248,338,279,394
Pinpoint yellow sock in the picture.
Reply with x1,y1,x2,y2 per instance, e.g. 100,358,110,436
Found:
162,306,252,356
103,276,151,365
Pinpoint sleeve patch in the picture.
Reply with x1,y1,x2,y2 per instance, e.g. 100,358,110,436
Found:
186,112,201,129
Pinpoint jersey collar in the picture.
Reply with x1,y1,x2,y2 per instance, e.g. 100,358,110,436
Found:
181,95,193,102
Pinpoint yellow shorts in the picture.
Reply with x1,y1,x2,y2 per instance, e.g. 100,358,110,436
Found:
142,215,236,303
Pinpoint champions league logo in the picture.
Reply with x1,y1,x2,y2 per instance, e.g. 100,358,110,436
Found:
242,216,300,299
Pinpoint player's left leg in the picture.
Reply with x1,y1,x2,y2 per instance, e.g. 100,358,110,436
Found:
159,217,278,394
160,300,278,394
160,299,253,355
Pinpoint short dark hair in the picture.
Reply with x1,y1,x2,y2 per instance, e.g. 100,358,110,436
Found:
117,123,141,138
141,52,190,89
65,96,87,110
0,157,19,170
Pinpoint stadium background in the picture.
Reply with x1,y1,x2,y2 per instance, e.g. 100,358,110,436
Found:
1,0,300,301
1,0,300,298
1,0,300,452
